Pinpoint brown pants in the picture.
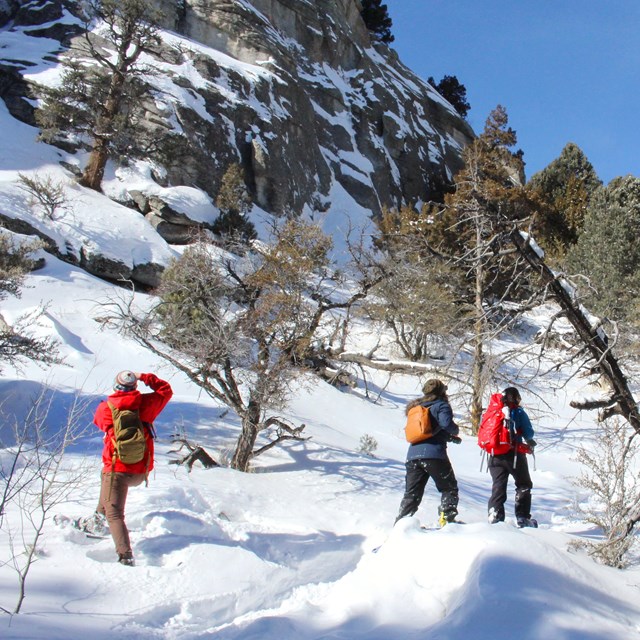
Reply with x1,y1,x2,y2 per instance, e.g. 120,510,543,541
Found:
98,472,145,556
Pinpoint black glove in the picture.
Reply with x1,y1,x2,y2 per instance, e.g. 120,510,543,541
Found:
526,438,537,450
448,435,462,444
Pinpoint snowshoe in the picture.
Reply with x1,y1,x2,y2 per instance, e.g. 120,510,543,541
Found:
55,512,110,538
438,511,461,527
74,512,109,537
516,517,538,529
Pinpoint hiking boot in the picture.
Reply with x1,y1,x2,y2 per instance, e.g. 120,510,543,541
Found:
438,509,459,527
516,517,538,528
118,552,135,566
75,512,109,536
488,508,503,524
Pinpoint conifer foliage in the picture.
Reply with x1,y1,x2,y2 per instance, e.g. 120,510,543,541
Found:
213,163,257,247
567,175,640,327
36,0,164,192
0,232,59,369
371,205,461,362
116,220,342,472
360,0,394,43
439,106,540,430
528,143,602,260
428,75,471,118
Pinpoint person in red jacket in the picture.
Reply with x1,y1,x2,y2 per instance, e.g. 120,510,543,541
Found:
92,370,172,566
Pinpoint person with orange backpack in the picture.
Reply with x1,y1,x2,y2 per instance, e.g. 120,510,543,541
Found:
480,386,537,528
394,379,462,526
90,370,173,565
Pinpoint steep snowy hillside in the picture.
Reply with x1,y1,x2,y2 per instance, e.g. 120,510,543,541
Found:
0,105,639,639
1,0,473,232
2,224,640,639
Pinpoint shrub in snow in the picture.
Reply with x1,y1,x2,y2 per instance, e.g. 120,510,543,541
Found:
357,434,378,457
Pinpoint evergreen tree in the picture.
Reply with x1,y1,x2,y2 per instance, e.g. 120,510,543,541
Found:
213,163,257,247
122,220,337,472
0,231,59,369
439,105,541,430
360,0,394,43
36,0,163,192
567,176,640,325
428,75,470,118
370,205,462,361
528,143,602,260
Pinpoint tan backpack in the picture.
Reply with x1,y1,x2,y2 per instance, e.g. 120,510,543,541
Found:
107,402,147,465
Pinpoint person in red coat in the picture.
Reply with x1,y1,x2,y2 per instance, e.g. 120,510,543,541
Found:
93,370,172,565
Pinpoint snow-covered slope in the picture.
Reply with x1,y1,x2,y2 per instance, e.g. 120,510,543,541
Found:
2,4,640,639
2,0,473,228
0,101,638,636
2,245,640,639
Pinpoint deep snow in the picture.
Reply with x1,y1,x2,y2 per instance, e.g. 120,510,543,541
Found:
1,4,640,640
2,250,640,640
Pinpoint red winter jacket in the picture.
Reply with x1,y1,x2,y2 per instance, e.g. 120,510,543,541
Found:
94,373,173,474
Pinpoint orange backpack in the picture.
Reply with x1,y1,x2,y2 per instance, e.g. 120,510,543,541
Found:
404,405,437,444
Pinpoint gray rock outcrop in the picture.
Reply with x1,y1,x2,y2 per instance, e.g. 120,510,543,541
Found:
152,0,474,216
0,0,475,287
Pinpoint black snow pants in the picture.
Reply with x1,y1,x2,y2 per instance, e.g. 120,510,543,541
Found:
488,451,533,522
396,457,459,523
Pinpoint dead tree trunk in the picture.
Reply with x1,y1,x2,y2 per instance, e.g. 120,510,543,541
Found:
169,438,218,471
510,230,640,434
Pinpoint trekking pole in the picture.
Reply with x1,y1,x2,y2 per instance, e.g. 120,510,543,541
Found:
532,450,537,471
479,450,486,473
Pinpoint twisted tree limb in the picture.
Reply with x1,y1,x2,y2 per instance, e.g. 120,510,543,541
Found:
169,438,218,471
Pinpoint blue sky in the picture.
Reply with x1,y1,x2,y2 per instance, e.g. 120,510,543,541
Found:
386,1,640,184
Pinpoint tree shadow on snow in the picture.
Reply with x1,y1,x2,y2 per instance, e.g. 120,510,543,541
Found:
134,508,365,578
0,380,232,457
0,379,101,452
262,439,406,492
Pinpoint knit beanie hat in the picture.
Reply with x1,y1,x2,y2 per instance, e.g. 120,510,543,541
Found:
114,370,138,391
422,378,447,398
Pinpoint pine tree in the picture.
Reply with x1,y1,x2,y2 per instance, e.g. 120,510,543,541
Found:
428,75,470,118
441,105,540,430
36,0,163,192
567,176,640,326
371,205,462,361
528,143,602,260
0,231,59,369
360,0,394,43
127,220,336,472
213,163,256,246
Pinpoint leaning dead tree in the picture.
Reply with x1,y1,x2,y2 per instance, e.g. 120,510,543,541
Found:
511,229,640,435
514,227,640,558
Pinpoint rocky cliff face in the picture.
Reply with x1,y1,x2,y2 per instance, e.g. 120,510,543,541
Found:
0,0,473,287
2,0,473,218
150,0,474,216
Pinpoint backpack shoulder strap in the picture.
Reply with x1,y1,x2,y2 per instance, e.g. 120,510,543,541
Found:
422,401,443,436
